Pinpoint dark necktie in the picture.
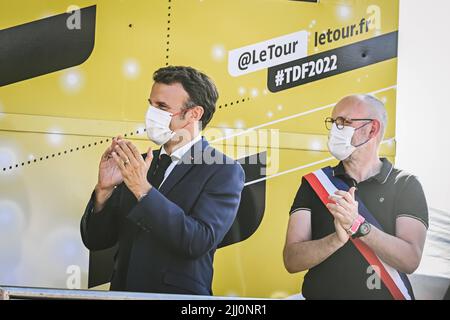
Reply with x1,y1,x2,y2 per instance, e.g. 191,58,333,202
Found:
113,153,172,291
150,153,173,189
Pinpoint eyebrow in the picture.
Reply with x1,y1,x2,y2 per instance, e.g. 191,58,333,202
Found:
148,99,169,108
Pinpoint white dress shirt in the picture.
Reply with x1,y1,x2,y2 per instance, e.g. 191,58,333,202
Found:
158,134,202,187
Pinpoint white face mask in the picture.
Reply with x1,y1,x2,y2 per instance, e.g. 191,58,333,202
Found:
145,105,176,145
327,121,373,161
327,123,356,161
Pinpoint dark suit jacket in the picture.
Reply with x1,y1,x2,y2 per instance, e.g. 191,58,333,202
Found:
80,137,245,295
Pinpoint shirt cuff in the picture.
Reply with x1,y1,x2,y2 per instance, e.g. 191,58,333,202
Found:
290,207,311,215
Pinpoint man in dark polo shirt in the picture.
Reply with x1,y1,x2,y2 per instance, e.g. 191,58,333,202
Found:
283,94,428,299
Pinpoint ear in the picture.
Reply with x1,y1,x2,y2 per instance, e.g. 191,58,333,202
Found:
369,119,381,139
188,106,204,122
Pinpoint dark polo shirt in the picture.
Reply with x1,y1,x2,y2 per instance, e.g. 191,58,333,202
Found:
290,158,428,299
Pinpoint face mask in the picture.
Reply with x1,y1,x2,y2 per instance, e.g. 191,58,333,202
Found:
145,105,181,145
327,122,372,161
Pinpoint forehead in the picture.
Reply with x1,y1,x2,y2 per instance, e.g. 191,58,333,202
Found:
332,97,369,118
149,82,189,109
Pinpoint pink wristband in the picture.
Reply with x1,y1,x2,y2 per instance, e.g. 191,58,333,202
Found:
347,215,365,235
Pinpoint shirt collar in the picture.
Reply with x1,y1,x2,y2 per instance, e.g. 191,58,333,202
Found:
332,157,393,184
160,134,202,162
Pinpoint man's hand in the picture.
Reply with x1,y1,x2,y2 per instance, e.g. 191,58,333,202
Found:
111,140,154,200
94,136,125,212
334,218,350,245
326,187,359,230
97,137,125,189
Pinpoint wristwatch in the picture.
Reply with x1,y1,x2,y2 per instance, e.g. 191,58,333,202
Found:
352,221,371,238
137,192,148,202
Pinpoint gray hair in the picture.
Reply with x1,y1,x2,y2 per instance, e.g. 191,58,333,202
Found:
357,94,388,141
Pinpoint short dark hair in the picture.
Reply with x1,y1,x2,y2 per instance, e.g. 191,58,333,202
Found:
153,66,219,128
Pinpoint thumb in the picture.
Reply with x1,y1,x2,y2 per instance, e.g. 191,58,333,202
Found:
349,187,356,199
144,147,153,166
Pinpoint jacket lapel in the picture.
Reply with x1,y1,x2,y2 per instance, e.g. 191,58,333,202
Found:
158,138,208,195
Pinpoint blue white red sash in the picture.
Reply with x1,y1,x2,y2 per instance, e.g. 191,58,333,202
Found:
304,167,414,300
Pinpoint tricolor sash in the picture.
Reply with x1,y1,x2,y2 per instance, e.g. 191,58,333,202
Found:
304,166,414,300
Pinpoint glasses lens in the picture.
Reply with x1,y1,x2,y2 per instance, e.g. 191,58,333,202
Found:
325,118,333,130
335,117,346,130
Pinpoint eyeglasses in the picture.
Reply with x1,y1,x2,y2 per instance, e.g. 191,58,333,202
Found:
325,117,373,130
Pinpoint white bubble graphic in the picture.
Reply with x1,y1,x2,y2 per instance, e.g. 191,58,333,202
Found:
238,87,246,96
60,69,84,92
336,5,352,20
47,128,64,146
123,59,140,79
211,44,226,61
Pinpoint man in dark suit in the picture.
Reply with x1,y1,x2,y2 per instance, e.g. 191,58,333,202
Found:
80,66,245,295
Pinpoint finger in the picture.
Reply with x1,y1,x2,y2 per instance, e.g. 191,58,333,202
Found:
331,196,353,212
328,195,350,212
334,202,352,217
114,144,131,164
104,136,121,159
125,140,143,162
118,140,138,165
112,135,125,150
348,187,356,199
334,190,354,204
329,194,343,202
112,136,122,149
326,203,342,215
327,205,346,221
144,147,153,167
102,145,114,160
327,203,351,220
111,151,126,171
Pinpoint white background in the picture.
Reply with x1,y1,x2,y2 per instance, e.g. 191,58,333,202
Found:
397,0,450,214
397,0,450,281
